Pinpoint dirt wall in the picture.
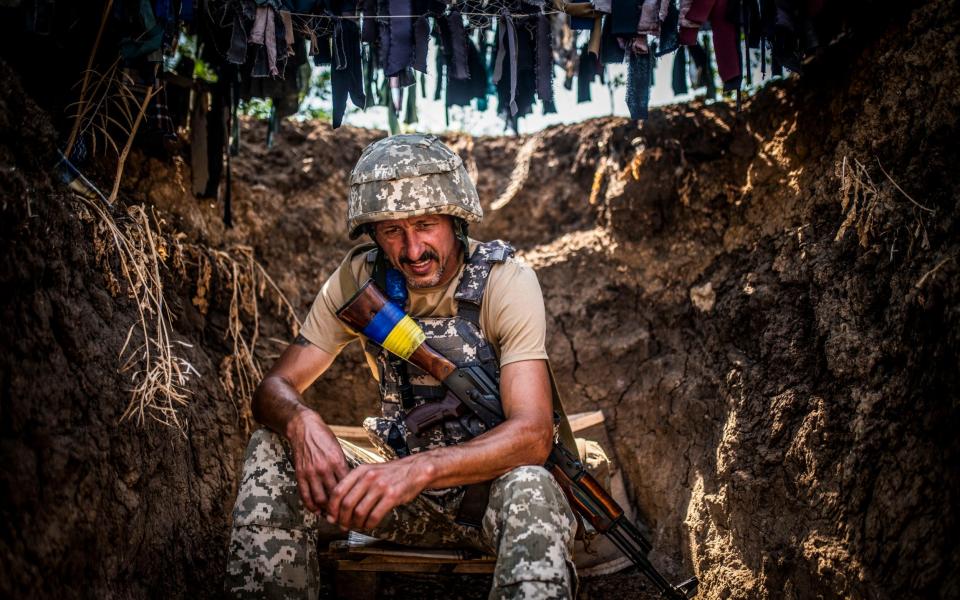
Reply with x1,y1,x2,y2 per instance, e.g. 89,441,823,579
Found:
480,3,960,598
1,0,958,598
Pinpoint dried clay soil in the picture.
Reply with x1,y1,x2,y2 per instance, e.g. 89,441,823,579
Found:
1,1,959,598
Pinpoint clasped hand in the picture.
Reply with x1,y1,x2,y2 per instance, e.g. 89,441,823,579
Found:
289,410,425,530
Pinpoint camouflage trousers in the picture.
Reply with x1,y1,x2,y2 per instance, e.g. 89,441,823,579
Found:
226,428,578,599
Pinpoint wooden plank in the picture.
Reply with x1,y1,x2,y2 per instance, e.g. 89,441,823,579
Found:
328,410,606,445
337,559,496,574
567,410,605,432
333,570,379,600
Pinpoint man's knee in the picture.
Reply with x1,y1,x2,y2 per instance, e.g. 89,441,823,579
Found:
484,465,577,550
487,465,570,519
232,428,315,529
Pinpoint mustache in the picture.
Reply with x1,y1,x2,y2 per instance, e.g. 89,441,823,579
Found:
400,250,439,265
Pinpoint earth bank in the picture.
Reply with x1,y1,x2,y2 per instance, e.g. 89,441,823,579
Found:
0,0,958,598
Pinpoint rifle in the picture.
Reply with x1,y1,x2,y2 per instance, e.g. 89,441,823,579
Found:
337,279,699,600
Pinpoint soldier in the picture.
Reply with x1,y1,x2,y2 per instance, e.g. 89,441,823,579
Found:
226,134,579,599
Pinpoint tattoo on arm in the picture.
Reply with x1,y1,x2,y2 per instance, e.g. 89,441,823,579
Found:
293,334,312,347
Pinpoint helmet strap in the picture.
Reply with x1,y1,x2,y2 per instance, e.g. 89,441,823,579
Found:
454,218,471,259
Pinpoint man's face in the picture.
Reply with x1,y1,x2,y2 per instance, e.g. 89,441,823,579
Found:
373,214,460,289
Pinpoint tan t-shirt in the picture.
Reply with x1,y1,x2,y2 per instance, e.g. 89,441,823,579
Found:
300,240,549,374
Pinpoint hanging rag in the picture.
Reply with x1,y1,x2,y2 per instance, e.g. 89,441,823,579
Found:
636,0,662,35
610,0,639,35
403,77,419,123
362,0,379,43
678,0,741,89
576,45,596,103
413,15,430,72
535,14,554,104
249,6,279,76
385,0,414,76
657,0,680,55
227,13,248,64
626,49,651,120
332,19,367,127
592,0,613,13
671,45,688,94
599,14,625,64
492,9,519,116
445,11,470,79
191,91,210,196
279,10,296,57
445,38,487,107
312,34,333,65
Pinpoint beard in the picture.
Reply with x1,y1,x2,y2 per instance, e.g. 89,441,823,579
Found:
400,250,445,288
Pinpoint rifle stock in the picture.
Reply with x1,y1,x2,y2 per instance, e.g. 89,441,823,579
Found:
337,279,457,380
337,279,698,599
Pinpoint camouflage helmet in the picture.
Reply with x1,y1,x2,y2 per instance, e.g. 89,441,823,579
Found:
347,134,483,239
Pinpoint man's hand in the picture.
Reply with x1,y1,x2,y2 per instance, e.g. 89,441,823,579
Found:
325,458,431,530
286,409,350,514
251,336,344,515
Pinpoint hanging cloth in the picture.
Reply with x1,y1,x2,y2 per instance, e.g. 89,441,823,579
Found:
332,20,367,128
248,6,279,77
599,14,625,64
191,91,209,196
576,45,595,103
385,0,414,76
445,11,470,79
657,0,680,55
227,13,248,64
626,49,651,120
610,0,639,35
637,0,661,35
678,0,741,89
492,9,519,116
535,14,554,104
672,45,688,94
446,38,487,107
413,15,431,72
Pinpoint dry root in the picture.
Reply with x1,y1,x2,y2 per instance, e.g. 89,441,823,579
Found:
76,196,196,429
182,245,299,426
75,194,298,430
835,156,934,257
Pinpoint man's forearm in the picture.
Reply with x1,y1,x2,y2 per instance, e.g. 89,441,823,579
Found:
404,416,553,490
252,375,315,439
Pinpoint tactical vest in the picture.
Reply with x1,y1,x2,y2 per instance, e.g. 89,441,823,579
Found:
367,241,512,458
336,240,579,464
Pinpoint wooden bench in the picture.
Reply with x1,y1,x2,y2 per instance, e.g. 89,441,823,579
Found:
321,410,633,599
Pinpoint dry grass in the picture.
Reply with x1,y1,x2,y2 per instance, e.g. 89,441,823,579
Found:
835,156,882,247
74,192,299,430
66,60,141,164
65,0,159,205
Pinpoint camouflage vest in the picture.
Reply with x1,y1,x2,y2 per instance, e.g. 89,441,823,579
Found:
364,240,515,458
336,240,580,470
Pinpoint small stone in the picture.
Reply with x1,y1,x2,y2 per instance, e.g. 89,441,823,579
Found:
690,282,716,313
